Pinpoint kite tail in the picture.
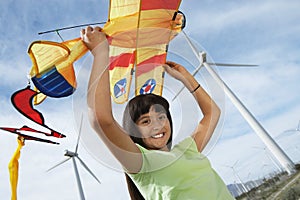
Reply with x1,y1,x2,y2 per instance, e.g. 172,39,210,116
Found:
8,136,25,200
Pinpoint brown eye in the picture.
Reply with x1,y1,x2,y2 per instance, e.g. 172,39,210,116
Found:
138,118,151,126
158,114,167,121
142,119,151,124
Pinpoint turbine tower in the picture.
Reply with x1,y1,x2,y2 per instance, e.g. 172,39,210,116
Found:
178,31,295,175
47,116,101,200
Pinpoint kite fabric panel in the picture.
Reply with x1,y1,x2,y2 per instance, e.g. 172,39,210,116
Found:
0,126,60,144
11,86,66,138
28,38,88,104
109,46,136,103
103,0,183,104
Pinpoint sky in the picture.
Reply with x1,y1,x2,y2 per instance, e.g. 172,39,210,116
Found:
0,0,300,199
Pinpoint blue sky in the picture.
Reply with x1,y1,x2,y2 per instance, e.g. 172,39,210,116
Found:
1,0,300,199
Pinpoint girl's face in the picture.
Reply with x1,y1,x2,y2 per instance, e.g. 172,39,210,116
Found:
135,106,171,151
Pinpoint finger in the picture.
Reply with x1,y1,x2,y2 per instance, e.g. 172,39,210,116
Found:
166,61,176,68
80,29,85,38
175,14,183,25
94,26,102,32
162,64,172,72
86,26,93,32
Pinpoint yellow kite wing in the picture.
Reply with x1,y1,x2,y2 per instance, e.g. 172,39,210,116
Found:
103,0,183,103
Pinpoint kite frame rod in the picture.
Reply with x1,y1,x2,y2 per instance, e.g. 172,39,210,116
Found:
38,22,106,35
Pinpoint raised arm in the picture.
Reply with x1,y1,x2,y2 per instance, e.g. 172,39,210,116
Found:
164,61,221,152
82,26,142,173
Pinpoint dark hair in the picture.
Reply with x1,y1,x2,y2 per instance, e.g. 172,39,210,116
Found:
122,94,173,200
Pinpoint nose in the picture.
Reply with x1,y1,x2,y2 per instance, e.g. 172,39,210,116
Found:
151,118,164,131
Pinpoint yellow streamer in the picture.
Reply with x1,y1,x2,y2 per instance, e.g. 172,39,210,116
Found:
8,136,25,200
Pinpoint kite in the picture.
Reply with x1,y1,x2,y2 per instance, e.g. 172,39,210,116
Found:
8,137,24,200
28,0,185,104
1,86,69,200
104,0,185,103
1,88,66,199
11,86,66,138
28,38,88,104
0,86,65,144
0,126,59,145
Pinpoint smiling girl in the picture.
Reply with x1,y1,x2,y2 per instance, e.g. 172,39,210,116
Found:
82,26,235,200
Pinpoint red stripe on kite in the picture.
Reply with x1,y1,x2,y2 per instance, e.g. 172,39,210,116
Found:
141,0,181,10
136,53,166,76
109,53,135,70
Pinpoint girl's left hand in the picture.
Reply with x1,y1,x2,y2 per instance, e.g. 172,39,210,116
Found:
163,61,190,81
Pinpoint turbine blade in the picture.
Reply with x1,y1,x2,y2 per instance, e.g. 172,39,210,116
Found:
77,156,101,184
233,160,239,168
207,62,258,67
46,157,71,172
171,87,185,102
75,114,84,153
283,129,300,134
172,63,203,102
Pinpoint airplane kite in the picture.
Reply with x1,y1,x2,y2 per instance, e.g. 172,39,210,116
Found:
28,38,88,104
28,0,185,104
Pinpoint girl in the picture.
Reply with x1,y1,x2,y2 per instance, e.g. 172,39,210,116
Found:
82,26,235,200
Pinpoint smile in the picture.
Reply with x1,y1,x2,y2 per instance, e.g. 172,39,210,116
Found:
151,133,165,139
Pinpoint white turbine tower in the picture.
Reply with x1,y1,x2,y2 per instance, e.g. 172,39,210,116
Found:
47,116,101,200
175,31,295,175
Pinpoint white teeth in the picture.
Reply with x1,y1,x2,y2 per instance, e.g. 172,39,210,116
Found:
152,133,164,138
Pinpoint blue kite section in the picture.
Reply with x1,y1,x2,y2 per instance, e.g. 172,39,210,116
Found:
32,67,75,98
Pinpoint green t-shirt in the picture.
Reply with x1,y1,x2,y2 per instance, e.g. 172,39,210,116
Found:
127,137,235,200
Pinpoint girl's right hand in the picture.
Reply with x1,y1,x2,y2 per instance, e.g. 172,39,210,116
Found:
81,26,107,53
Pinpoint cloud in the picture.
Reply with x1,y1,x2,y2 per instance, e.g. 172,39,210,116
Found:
1,0,300,199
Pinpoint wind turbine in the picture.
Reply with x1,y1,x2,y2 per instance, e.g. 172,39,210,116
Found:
253,146,283,173
47,116,101,200
223,161,249,197
175,31,296,175
283,120,300,133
